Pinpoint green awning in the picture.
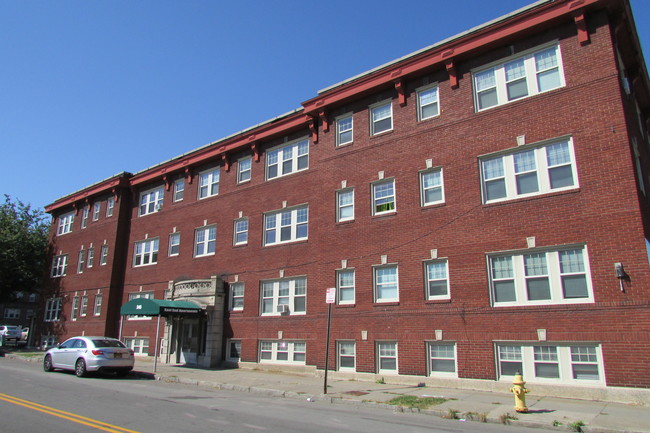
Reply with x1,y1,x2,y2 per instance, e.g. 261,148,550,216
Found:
120,299,203,316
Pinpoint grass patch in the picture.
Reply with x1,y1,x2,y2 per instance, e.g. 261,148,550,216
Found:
17,352,43,358
569,420,585,432
386,395,447,410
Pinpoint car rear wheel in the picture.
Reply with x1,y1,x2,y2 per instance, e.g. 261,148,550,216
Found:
75,359,87,377
43,355,53,372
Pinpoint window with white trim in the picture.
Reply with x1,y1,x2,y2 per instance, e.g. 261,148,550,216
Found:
238,158,252,183
497,343,603,384
71,296,79,321
93,294,102,316
80,295,88,317
51,254,68,277
81,206,89,229
337,341,356,371
173,179,185,202
233,218,248,245
372,179,396,215
336,114,353,146
377,341,397,374
417,84,440,120
198,168,220,199
420,168,444,206
134,238,159,267
100,245,109,266
57,212,74,235
370,101,393,135
77,249,85,274
428,342,457,376
259,340,306,365
489,246,593,306
260,277,306,315
127,291,153,320
336,269,355,305
44,297,62,322
3,308,20,319
229,282,244,311
336,189,354,222
125,337,149,355
474,44,564,111
632,138,646,195
264,205,308,246
227,339,241,361
424,259,450,300
106,197,114,217
266,138,309,180
374,265,398,303
194,225,216,257
169,232,180,256
481,138,578,204
87,247,94,268
139,187,164,216
92,202,101,221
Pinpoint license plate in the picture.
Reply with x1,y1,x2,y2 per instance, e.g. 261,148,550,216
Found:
114,353,122,359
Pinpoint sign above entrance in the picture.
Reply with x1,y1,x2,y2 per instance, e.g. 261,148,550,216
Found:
119,298,203,317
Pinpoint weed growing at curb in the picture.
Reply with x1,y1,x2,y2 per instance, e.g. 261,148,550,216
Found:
552,420,563,427
386,395,447,410
499,413,518,424
569,420,586,432
444,408,459,419
375,377,385,384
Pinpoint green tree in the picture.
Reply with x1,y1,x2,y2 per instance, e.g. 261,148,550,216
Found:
0,195,50,302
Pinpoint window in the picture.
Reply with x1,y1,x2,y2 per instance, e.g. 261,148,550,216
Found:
260,277,307,315
336,269,355,305
81,206,89,229
266,138,309,180
372,179,396,215
337,341,356,371
92,202,101,221
336,189,354,222
632,138,646,195
80,295,88,317
264,205,308,246
377,341,398,374
429,342,457,376
229,282,244,311
425,260,450,300
127,291,154,320
51,254,68,277
106,197,114,217
57,212,74,235
198,168,220,199
77,250,85,274
234,218,248,245
474,44,564,111
44,298,62,322
87,247,94,268
238,158,252,183
259,340,306,365
497,343,603,383
374,265,398,303
489,246,593,306
336,114,353,146
417,84,440,120
227,340,241,361
174,179,185,202
3,308,20,319
71,296,79,320
93,294,102,316
370,101,393,135
134,238,159,266
481,138,578,203
100,245,109,266
169,233,180,256
125,338,149,355
139,186,164,216
420,168,444,206
194,225,216,257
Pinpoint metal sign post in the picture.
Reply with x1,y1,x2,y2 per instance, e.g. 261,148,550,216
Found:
323,288,336,394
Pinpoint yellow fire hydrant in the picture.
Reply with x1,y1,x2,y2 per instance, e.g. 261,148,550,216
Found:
509,373,530,413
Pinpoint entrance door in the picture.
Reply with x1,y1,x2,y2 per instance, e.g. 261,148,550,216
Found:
179,319,199,365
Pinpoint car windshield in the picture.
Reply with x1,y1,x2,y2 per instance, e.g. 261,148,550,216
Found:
92,339,126,348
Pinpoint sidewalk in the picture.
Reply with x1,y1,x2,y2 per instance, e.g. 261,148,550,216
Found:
134,357,649,433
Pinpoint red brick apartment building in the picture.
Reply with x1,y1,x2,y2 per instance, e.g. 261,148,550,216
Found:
42,0,650,398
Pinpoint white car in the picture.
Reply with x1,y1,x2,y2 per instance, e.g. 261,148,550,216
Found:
0,325,22,342
43,336,134,377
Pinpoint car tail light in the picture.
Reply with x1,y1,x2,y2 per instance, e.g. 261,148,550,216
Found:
91,349,105,356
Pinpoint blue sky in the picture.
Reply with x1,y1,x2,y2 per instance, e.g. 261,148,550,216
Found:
2,0,649,211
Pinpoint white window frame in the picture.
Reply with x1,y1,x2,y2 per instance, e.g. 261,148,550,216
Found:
264,205,308,246
336,268,355,305
370,100,393,135
424,259,450,300
133,238,159,267
173,179,185,202
169,232,180,256
480,137,579,204
376,341,398,374
229,282,244,311
100,245,109,266
373,264,399,303
233,218,248,245
194,225,216,257
93,294,102,316
337,341,356,371
125,337,149,355
488,245,594,307
372,179,396,215
227,339,241,362
238,157,252,184
80,295,88,317
336,113,354,146
3,308,20,320
77,249,85,274
496,343,604,385
51,254,68,277
57,212,74,235
428,342,457,377
416,84,440,121
198,168,220,199
473,43,565,111
420,167,444,206
139,186,164,216
127,291,154,320
336,188,354,222
71,296,79,321
260,277,307,316
106,197,114,217
81,206,89,229
266,138,309,180
87,247,94,268
44,297,62,322
92,202,101,221
259,340,306,365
